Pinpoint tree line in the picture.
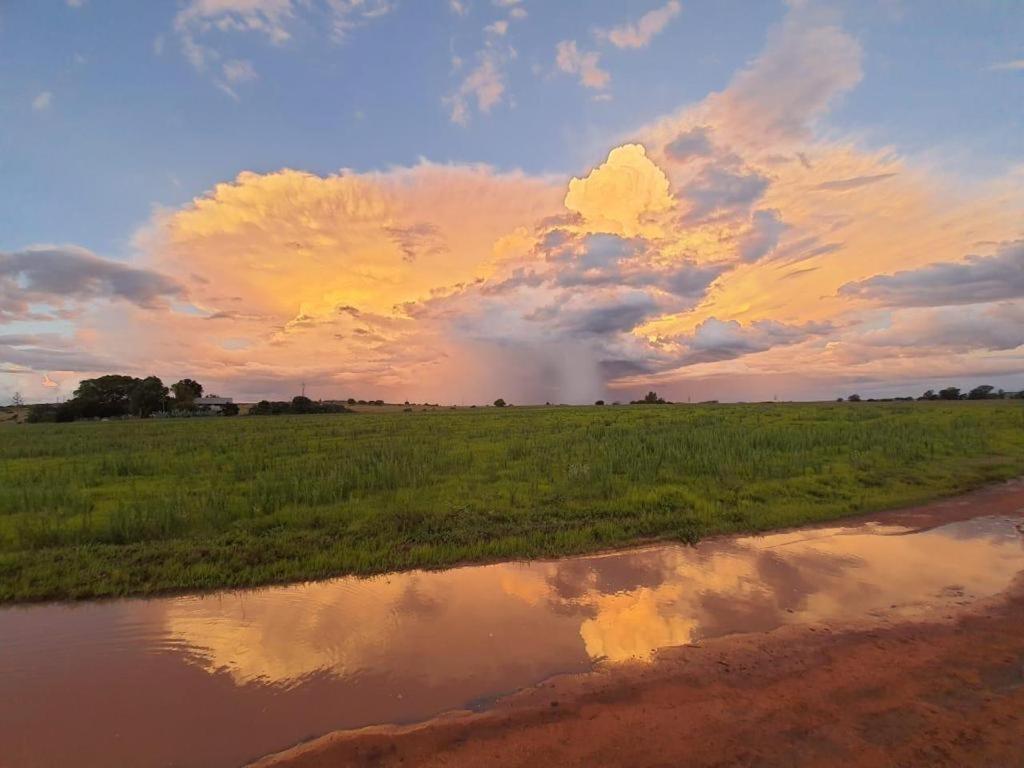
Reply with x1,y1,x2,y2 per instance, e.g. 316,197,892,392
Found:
250,396,350,415
843,385,1024,403
26,375,238,422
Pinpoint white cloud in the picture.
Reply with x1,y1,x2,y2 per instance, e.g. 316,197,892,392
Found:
173,0,394,91
31,91,52,112
215,58,259,99
485,19,508,37
222,58,257,84
988,59,1024,72
599,0,681,49
555,40,610,90
447,49,507,124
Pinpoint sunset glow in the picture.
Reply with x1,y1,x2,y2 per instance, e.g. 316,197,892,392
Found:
3,1,1022,403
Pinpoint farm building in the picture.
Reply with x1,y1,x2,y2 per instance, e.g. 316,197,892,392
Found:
194,396,234,412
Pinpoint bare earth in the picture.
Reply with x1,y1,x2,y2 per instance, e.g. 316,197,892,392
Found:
254,484,1024,768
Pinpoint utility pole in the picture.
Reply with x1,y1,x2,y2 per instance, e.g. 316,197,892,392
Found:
301,381,306,398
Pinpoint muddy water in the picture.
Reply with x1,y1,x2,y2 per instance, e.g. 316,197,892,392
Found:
3,509,1023,767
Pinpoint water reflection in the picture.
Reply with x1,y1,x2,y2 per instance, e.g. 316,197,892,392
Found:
1,514,1021,768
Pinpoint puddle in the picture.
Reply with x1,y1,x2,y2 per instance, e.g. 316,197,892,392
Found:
2,513,1022,767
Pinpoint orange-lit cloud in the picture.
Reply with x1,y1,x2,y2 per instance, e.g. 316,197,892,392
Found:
4,2,1023,403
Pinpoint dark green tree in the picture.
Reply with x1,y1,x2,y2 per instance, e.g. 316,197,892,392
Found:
291,395,314,413
938,387,962,400
493,398,507,407
73,375,140,418
129,376,169,418
967,385,995,400
171,378,204,408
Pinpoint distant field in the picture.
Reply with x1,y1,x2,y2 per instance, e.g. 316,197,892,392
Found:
2,402,1023,602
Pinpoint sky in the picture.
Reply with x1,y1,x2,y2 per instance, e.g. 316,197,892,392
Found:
1,0,1023,404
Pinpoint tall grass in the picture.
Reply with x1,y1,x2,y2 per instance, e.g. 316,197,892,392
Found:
1,401,1023,601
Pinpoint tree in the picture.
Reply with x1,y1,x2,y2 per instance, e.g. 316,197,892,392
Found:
129,376,168,418
631,391,667,404
938,387,961,401
221,402,240,416
919,390,938,401
291,395,314,413
74,375,140,418
10,392,24,407
967,385,995,400
493,398,507,407
595,400,605,406
848,394,862,402
171,378,204,408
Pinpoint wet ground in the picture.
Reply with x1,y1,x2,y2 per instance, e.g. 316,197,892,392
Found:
3,480,1024,768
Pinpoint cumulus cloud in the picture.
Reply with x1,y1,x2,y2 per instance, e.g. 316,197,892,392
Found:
700,7,863,146
8,1,1024,404
564,144,673,236
555,40,610,91
598,0,682,49
856,302,1024,354
737,209,785,263
0,246,183,322
664,127,714,162
0,334,113,374
676,317,831,365
678,163,769,223
839,241,1024,307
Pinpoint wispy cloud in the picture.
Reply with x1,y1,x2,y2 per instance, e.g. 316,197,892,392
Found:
446,48,507,124
31,91,52,111
598,0,681,49
988,59,1024,72
555,40,610,90
172,0,394,95
9,1,1024,404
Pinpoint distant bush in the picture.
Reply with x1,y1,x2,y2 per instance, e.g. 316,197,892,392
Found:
26,404,57,423
493,398,507,407
595,400,605,406
630,391,667,405
250,399,351,416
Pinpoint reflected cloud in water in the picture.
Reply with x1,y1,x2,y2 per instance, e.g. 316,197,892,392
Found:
166,517,1024,678
2,515,1022,767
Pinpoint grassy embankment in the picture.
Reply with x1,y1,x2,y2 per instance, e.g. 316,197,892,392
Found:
2,402,1023,602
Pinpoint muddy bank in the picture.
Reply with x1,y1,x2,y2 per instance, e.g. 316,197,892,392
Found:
253,576,1024,768
252,480,1024,768
4,480,1024,768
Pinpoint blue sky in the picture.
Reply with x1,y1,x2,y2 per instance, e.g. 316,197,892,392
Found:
3,1,1020,258
2,1,1023,403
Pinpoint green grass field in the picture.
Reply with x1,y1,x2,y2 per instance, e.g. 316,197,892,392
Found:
2,402,1023,602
